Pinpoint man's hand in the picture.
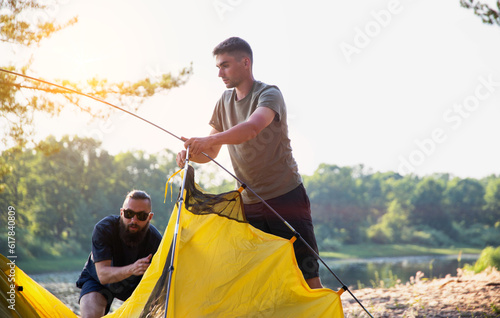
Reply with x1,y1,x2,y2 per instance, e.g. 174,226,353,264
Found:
184,136,216,156
176,129,222,167
128,254,153,276
176,136,214,167
95,254,153,285
176,149,187,168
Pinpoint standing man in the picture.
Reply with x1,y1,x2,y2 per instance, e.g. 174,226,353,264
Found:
76,190,162,317
176,37,322,289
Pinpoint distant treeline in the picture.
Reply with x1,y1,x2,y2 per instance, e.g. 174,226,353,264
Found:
304,164,500,251
1,135,499,259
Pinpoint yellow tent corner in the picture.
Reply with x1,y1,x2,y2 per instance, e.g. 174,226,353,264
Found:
0,253,78,318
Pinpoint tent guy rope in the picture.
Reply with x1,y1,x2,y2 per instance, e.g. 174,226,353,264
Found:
0,67,374,318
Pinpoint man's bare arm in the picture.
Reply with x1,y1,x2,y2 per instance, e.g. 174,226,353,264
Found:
184,107,276,156
94,254,152,285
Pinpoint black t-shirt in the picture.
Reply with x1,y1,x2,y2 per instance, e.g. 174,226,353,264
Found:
77,215,162,300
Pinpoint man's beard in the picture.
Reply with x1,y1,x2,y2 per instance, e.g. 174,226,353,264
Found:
119,217,149,247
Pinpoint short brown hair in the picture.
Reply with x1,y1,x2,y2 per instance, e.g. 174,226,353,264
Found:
123,190,152,209
213,37,253,63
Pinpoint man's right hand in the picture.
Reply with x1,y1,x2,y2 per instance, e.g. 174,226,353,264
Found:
129,254,152,276
175,129,223,167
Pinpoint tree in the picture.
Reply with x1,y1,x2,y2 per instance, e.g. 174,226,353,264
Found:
460,0,500,26
0,134,181,258
305,164,369,243
444,178,486,224
0,0,192,150
484,178,500,224
410,177,450,233
111,149,179,232
359,171,402,222
385,174,419,206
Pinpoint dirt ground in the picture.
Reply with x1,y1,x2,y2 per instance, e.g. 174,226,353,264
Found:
37,268,500,317
341,268,500,318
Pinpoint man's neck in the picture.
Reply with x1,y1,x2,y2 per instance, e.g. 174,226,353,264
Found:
235,78,255,101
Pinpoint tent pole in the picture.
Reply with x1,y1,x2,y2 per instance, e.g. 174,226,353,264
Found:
163,146,190,318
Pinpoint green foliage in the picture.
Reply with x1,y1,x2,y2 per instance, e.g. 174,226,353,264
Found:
0,1,78,46
369,269,401,289
0,0,192,149
0,135,180,259
464,246,500,273
315,223,344,251
460,0,500,26
444,178,486,224
305,163,499,249
491,303,500,314
410,177,451,234
405,226,455,247
452,223,500,247
484,178,500,223
305,164,392,243
367,200,410,243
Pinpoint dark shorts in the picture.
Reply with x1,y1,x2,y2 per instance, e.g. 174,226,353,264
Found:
243,184,320,280
77,271,135,314
77,273,113,314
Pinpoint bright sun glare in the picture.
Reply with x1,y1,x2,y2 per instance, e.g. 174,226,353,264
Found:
34,15,136,83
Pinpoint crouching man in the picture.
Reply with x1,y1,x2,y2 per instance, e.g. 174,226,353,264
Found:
76,190,162,318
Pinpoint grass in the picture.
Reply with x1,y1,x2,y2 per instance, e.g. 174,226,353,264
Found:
17,253,88,274
491,303,500,314
320,244,482,259
464,246,500,273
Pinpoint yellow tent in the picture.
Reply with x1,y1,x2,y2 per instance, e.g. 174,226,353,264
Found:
106,168,344,317
0,253,77,318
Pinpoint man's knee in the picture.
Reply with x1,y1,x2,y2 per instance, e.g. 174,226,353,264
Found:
80,291,108,318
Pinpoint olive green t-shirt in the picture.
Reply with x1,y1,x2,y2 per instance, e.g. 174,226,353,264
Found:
209,81,302,204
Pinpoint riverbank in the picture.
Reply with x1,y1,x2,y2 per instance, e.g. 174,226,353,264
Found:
31,268,500,317
30,271,123,316
342,267,500,317
320,244,482,260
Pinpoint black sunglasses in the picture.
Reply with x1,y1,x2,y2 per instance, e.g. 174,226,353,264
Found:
123,209,150,221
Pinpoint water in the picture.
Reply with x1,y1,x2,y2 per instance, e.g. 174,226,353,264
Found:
320,254,479,290
29,254,479,293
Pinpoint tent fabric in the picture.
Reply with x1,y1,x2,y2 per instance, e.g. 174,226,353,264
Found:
0,253,77,318
106,167,344,318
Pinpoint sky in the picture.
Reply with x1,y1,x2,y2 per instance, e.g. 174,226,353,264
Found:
7,0,500,179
